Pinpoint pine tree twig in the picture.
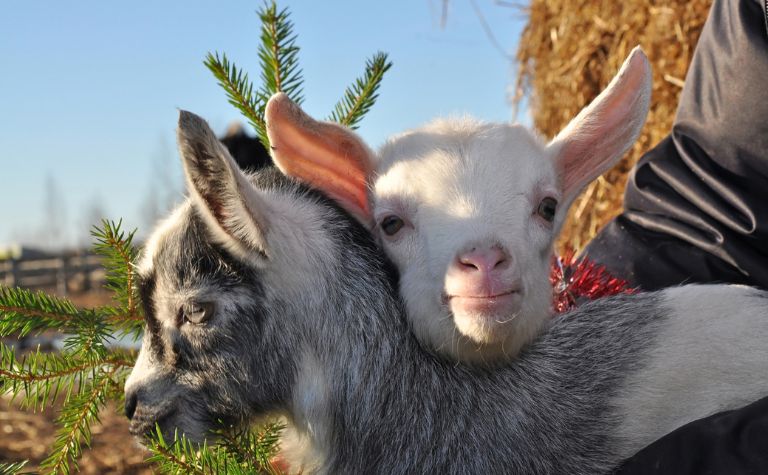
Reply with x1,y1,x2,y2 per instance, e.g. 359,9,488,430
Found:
328,52,392,129
0,461,29,475
0,288,141,338
258,2,304,105
39,365,122,475
0,305,73,324
0,344,134,412
150,440,206,475
204,52,268,147
105,310,144,324
0,287,82,336
147,427,253,475
91,219,140,319
217,424,284,475
0,356,122,384
0,350,133,385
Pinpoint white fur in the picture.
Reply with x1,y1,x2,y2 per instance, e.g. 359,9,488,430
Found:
124,332,160,390
137,202,192,276
371,47,652,363
613,284,768,455
374,119,554,362
280,351,331,473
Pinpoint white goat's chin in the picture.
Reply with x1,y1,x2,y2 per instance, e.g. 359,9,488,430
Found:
450,293,522,344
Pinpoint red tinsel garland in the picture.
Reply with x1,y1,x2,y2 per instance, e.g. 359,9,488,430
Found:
550,250,636,314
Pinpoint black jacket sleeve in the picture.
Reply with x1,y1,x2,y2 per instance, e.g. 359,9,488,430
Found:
615,394,768,474
583,0,768,291
584,1,768,473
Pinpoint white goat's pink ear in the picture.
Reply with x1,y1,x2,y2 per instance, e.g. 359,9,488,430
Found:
548,47,652,206
265,92,375,226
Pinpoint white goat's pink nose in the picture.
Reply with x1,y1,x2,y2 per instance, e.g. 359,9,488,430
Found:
445,245,519,304
456,247,510,274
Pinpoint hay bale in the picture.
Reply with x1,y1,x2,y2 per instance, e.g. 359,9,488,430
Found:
515,0,712,251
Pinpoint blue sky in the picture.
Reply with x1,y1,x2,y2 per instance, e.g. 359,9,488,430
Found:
1,1,526,248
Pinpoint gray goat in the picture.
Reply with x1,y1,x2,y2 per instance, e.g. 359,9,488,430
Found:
124,110,768,474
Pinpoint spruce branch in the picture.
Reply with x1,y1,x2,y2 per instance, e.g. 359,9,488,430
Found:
61,309,113,361
204,52,268,146
258,1,304,106
39,365,122,475
216,422,284,474
91,219,145,339
0,343,130,411
91,219,140,317
205,1,307,149
146,427,252,475
0,287,82,336
0,461,29,475
328,52,393,129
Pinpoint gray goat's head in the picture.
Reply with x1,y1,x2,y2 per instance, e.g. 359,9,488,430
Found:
124,110,390,443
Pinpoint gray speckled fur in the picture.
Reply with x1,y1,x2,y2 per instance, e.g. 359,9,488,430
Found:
125,111,768,474
133,199,668,474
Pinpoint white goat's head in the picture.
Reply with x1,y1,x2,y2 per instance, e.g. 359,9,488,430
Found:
266,47,651,363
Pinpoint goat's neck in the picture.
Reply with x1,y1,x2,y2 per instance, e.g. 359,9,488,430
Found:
291,292,665,474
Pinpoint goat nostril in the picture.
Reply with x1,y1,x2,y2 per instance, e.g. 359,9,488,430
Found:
459,257,480,271
493,257,507,269
125,392,138,420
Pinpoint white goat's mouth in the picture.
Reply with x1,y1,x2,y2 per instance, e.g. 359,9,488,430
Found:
444,289,521,316
446,289,519,300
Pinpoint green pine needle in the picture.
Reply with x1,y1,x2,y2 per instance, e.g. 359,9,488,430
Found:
146,427,255,475
215,422,285,474
205,1,308,149
258,1,304,106
328,52,392,129
90,219,141,317
204,52,269,147
0,287,82,337
0,343,124,411
39,366,121,475
0,461,29,475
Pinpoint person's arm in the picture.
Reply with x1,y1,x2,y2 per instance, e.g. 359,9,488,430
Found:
583,0,768,291
615,394,768,474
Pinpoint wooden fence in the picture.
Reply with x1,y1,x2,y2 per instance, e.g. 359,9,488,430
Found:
0,254,105,296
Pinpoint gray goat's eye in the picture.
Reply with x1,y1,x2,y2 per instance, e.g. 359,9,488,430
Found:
536,197,558,223
181,302,215,325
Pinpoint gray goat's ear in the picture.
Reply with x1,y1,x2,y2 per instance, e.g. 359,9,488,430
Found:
548,46,652,213
177,110,270,259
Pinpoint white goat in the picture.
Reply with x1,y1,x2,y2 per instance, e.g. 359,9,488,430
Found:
268,47,651,363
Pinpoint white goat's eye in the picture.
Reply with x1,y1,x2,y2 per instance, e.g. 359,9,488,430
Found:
536,197,558,222
380,215,405,236
181,302,215,325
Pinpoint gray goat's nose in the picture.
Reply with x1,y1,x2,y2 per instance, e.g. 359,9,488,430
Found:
125,391,138,420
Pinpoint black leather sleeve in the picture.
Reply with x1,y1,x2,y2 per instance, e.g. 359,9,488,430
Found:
615,394,768,474
586,1,768,472
583,0,768,291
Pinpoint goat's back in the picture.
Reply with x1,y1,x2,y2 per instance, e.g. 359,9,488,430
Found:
610,284,768,457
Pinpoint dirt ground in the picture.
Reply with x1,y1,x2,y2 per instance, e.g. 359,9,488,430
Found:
1,288,153,473
0,397,153,474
